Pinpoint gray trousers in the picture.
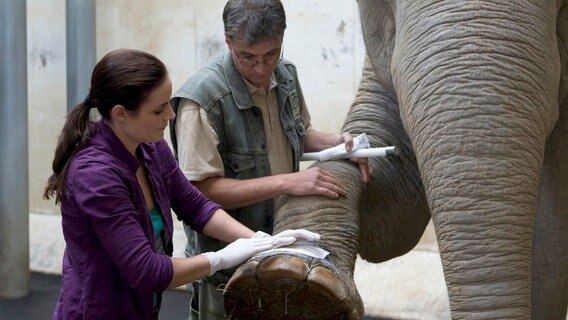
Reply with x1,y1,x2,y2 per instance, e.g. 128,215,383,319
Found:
185,224,226,320
188,279,226,320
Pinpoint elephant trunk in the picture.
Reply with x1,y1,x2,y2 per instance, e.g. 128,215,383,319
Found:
390,0,560,318
343,55,431,263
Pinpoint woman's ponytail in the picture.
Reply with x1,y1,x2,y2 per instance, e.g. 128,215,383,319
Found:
43,100,94,203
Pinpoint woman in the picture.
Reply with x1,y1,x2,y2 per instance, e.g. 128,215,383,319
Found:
44,48,318,319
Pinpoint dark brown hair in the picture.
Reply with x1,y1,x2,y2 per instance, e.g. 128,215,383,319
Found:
44,48,168,203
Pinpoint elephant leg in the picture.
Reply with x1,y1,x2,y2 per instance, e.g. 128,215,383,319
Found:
223,248,362,320
224,161,365,320
365,0,562,317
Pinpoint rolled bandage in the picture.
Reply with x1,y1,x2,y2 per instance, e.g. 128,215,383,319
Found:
338,146,397,158
309,133,370,161
301,145,398,161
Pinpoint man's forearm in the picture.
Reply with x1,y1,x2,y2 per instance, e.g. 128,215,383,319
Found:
192,176,288,210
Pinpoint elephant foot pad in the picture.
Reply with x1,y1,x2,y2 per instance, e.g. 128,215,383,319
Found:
223,252,356,320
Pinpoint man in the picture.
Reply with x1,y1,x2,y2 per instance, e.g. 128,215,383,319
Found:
170,0,369,318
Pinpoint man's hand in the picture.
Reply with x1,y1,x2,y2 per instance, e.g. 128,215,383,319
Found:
283,167,346,198
337,132,371,183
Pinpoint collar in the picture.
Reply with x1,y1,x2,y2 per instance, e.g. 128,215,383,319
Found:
242,74,277,95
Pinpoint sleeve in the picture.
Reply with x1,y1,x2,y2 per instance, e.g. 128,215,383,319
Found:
175,99,224,181
158,140,221,233
71,162,172,292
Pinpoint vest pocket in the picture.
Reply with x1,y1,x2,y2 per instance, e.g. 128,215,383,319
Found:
223,151,256,178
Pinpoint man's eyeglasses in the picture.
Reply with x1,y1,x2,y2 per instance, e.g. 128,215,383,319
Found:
234,48,283,67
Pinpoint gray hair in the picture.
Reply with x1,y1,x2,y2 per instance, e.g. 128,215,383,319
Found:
223,0,286,44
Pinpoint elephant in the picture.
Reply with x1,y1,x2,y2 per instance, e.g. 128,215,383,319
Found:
222,1,568,319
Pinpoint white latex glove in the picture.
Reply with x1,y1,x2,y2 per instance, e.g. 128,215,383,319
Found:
254,229,320,242
204,236,295,275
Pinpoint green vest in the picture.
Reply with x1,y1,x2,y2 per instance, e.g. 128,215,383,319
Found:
170,51,307,284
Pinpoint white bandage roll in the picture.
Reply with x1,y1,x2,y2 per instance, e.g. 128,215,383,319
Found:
301,146,397,161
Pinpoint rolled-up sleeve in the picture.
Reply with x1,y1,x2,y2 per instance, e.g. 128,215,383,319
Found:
175,100,224,182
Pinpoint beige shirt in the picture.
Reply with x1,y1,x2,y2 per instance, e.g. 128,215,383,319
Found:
175,75,312,182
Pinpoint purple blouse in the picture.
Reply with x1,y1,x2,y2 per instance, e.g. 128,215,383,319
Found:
53,120,220,319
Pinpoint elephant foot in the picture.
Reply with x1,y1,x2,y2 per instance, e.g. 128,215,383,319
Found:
223,251,363,320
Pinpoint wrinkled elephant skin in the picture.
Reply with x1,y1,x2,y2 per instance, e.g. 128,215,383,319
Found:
226,1,568,319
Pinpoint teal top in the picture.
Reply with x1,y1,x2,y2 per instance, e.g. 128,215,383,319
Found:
149,207,164,309
149,207,163,237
